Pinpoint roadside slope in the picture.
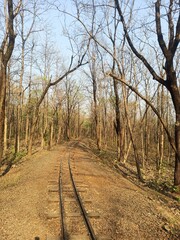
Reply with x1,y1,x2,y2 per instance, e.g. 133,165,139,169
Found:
71,141,180,240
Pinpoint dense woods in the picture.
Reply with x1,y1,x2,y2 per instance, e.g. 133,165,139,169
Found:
0,0,179,188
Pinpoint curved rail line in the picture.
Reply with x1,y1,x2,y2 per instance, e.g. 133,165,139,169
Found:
59,152,97,240
59,159,66,239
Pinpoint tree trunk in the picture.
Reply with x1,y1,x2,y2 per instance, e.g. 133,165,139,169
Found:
16,41,25,153
25,115,29,147
77,103,80,138
144,106,149,161
156,86,164,172
174,114,180,186
57,126,62,144
113,78,122,161
47,121,53,150
122,76,143,182
92,60,101,151
15,106,20,153
27,115,37,156
114,0,180,186
167,71,180,186
170,88,180,186
0,60,6,162
125,100,144,182
0,0,19,162
4,108,8,153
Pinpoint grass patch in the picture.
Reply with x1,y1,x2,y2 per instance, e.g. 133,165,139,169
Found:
13,150,27,164
0,173,21,190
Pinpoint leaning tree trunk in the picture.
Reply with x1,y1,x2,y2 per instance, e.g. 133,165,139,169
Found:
123,86,143,182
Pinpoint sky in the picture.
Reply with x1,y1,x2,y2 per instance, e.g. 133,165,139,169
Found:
1,0,176,84
43,0,151,59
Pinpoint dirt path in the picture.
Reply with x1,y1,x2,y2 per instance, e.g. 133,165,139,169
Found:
0,142,179,240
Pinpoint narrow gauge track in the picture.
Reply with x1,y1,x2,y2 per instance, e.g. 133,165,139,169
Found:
59,150,97,240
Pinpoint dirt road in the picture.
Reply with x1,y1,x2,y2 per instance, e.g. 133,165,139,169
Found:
0,142,179,239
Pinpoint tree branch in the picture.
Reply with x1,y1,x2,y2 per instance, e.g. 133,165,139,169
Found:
114,0,165,86
155,0,169,58
4,0,15,63
172,10,180,55
108,71,177,155
13,0,22,18
167,0,174,50
50,55,88,87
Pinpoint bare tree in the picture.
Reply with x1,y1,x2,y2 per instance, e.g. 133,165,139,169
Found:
62,77,81,140
15,0,37,153
114,0,180,186
27,54,88,155
0,0,22,163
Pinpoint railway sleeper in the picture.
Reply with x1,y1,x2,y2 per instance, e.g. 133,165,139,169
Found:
87,212,100,219
66,212,82,217
48,186,59,192
64,197,76,202
69,234,90,240
48,196,59,202
46,235,60,240
46,210,60,219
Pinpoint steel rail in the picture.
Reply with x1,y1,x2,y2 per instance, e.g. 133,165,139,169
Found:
59,159,66,240
68,156,97,240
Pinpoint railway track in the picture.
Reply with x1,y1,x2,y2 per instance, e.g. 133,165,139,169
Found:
46,144,99,240
59,150,97,240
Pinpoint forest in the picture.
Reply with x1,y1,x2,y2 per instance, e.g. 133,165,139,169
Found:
0,0,179,190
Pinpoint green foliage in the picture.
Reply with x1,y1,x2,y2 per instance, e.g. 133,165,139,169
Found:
13,151,27,164
82,119,91,128
172,185,179,193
